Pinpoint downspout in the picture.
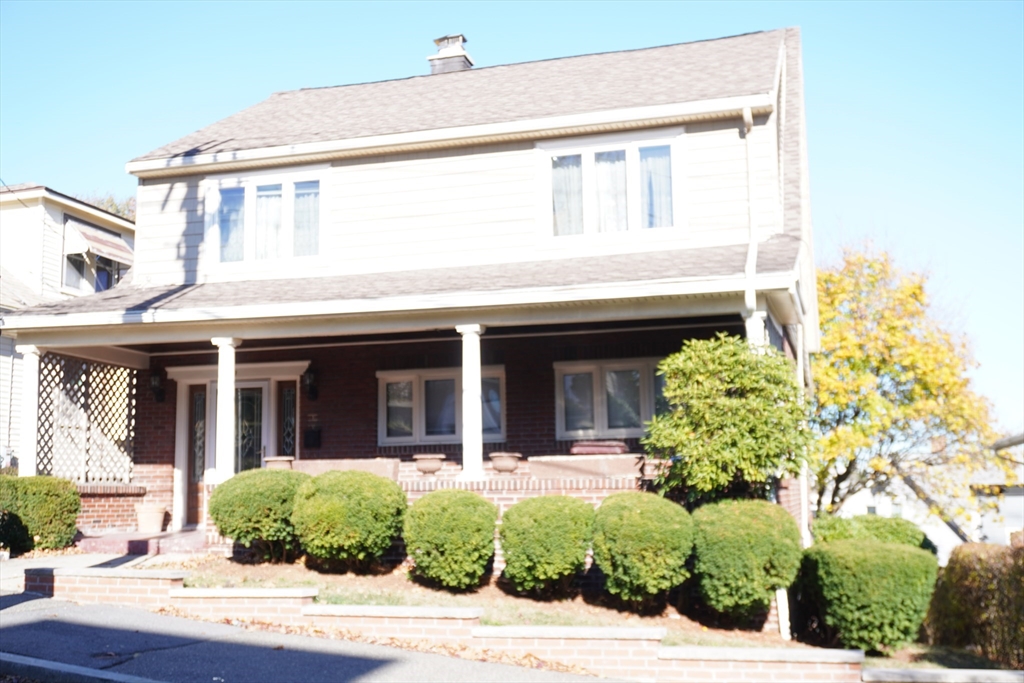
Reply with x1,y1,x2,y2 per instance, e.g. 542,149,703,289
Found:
743,106,758,317
787,285,815,547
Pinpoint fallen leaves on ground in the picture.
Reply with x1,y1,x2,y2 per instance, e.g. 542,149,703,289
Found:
152,606,592,676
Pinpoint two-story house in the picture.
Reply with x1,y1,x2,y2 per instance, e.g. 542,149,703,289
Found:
3,29,818,539
0,184,135,473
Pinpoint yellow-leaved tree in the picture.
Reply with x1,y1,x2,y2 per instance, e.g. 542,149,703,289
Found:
811,248,1009,540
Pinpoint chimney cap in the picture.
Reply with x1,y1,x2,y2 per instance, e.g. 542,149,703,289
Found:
428,33,474,74
434,34,468,48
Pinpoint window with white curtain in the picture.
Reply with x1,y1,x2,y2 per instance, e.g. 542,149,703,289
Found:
542,133,679,237
377,367,506,445
554,358,667,439
210,175,321,263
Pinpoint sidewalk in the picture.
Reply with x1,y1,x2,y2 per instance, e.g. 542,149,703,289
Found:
0,591,601,683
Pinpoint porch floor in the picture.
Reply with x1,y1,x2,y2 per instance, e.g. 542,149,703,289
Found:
75,528,207,556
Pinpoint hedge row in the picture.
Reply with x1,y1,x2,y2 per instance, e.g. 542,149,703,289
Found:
926,543,1023,669
814,513,937,553
0,475,80,552
798,539,938,651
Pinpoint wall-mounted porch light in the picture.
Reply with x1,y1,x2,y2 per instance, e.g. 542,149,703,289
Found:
302,369,318,401
149,371,165,403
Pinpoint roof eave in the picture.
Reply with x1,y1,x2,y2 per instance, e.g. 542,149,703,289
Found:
127,93,775,180
0,187,136,234
1,270,798,337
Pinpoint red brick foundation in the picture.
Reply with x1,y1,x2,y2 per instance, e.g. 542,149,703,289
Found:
76,484,147,533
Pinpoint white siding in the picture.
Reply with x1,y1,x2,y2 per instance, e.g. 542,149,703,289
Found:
132,122,785,286
0,202,46,297
0,336,21,467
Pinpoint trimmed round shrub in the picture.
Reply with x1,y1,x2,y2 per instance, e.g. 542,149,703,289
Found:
291,471,406,565
926,543,1024,669
800,539,938,651
500,495,595,592
0,475,79,550
592,491,693,602
814,514,936,553
692,499,802,617
404,489,498,590
209,469,311,562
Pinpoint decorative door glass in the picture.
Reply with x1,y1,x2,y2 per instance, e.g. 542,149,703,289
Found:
235,387,263,473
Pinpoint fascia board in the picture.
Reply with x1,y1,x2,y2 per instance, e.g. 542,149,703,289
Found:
0,189,135,234
126,93,775,178
2,271,797,332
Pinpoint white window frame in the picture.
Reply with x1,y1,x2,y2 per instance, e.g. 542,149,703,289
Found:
376,366,506,446
536,129,686,239
554,358,663,440
203,165,327,268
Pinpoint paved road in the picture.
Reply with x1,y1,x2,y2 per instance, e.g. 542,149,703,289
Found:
0,593,602,683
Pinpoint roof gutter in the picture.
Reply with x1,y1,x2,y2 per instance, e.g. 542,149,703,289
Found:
126,94,775,180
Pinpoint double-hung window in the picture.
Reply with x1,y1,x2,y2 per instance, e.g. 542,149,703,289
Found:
209,171,322,263
554,358,668,440
377,367,506,445
543,132,681,237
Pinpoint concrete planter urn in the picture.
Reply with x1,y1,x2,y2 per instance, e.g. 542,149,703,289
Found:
489,452,522,474
135,503,167,534
413,453,446,476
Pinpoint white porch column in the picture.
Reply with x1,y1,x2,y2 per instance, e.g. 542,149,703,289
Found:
744,309,768,347
456,324,485,480
211,337,241,484
15,345,40,477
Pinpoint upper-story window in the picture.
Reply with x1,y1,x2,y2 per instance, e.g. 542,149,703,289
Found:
209,171,322,263
541,131,681,237
62,215,132,293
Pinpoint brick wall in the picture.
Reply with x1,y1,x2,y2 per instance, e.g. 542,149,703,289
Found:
145,322,738,462
76,484,146,532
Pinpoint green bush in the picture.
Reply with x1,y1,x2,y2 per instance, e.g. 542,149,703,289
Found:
500,495,595,592
291,471,406,565
0,509,31,555
814,514,936,552
209,469,311,562
926,543,1023,669
0,475,79,551
404,490,497,590
592,491,693,602
800,539,937,651
692,499,802,617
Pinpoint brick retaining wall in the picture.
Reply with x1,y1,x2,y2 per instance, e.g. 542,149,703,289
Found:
20,569,863,683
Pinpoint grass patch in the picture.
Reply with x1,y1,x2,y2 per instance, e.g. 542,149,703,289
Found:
865,644,1002,670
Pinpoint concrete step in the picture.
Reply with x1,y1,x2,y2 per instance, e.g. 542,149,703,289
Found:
75,529,207,555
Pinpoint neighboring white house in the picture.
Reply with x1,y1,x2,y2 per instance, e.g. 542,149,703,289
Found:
2,30,820,537
0,184,135,468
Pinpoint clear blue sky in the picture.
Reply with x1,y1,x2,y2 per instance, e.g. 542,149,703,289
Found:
1,1,1022,433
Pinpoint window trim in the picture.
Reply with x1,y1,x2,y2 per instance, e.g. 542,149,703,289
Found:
536,129,685,239
204,165,327,266
376,366,506,446
554,358,663,440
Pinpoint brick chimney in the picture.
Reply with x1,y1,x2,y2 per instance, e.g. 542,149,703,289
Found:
428,34,473,74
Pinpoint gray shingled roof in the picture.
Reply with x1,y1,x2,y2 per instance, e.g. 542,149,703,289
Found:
135,30,785,162
0,266,41,311
4,236,800,320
